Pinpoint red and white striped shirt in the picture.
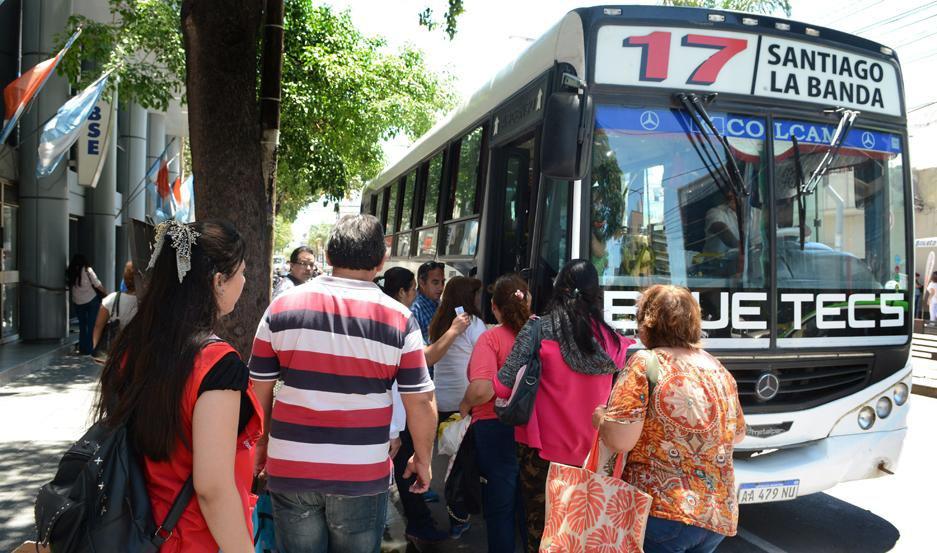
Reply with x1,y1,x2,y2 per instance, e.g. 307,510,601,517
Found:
249,275,433,496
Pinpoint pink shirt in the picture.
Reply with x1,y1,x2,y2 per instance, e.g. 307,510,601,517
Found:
494,326,632,466
467,325,518,422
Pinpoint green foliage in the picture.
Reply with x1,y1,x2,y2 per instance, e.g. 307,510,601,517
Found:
418,0,465,39
660,0,792,16
273,213,293,255
305,223,333,253
56,0,185,110
56,1,455,222
274,2,456,220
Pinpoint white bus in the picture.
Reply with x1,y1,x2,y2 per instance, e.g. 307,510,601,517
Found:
362,5,912,505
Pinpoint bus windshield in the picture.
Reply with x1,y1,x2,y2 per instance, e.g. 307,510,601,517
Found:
589,105,768,289
591,105,909,342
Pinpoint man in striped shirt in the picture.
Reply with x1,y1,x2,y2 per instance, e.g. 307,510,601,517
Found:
250,214,437,553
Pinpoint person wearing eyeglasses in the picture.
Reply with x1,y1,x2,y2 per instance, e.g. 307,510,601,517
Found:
273,246,317,299
412,261,446,343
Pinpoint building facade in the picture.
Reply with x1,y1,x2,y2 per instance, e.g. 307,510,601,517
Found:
0,0,188,344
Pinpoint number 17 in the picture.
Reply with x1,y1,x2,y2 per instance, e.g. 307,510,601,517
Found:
622,31,748,85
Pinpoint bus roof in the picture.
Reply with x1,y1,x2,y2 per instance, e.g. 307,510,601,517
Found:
363,5,901,195
363,10,585,194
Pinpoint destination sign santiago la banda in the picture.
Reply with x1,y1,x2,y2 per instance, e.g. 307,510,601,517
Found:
595,26,902,117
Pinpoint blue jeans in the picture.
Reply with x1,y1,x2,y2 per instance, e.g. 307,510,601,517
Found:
474,418,524,553
74,296,100,355
270,490,388,553
644,516,726,553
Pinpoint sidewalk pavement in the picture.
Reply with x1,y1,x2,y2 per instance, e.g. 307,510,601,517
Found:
0,353,98,551
0,352,491,553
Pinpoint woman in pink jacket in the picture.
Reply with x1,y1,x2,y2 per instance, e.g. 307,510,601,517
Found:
494,259,634,552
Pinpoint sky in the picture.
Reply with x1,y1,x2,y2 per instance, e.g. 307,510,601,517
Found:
293,0,937,233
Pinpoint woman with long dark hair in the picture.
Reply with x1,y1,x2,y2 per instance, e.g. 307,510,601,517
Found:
96,220,258,553
460,273,532,552
495,259,634,552
429,276,486,417
67,254,107,354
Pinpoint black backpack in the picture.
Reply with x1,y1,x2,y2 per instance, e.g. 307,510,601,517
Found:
34,419,194,552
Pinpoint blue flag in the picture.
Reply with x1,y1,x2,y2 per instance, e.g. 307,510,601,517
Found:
36,72,109,177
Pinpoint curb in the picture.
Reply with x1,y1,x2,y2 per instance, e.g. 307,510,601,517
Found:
912,381,937,400
0,339,79,387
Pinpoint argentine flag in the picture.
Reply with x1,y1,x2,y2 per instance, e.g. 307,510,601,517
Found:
36,72,109,178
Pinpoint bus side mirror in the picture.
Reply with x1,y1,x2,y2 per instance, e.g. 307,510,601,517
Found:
540,92,583,180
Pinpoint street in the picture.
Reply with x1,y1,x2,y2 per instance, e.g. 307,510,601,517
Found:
0,355,934,552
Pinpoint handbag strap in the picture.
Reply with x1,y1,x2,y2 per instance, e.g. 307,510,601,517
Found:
152,476,195,545
584,434,625,479
529,317,543,359
645,349,661,396
113,291,121,320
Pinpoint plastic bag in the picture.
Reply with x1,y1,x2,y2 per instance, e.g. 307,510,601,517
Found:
437,413,471,458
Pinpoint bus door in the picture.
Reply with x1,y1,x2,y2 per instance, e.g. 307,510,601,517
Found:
486,134,539,284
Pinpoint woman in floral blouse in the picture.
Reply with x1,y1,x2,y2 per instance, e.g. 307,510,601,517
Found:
594,285,746,553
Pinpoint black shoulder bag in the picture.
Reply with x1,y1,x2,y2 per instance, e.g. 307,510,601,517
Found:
494,317,543,426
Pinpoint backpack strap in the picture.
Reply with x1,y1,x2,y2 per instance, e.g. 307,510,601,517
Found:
113,291,121,320
152,476,195,546
645,349,661,396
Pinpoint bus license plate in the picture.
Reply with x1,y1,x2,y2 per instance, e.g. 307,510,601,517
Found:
738,480,799,504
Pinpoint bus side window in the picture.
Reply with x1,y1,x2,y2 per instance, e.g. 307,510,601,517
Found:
378,188,389,228
412,152,445,258
444,126,485,256
396,171,417,257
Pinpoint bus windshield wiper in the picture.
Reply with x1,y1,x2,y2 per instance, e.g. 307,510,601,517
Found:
791,135,808,250
675,92,749,275
676,93,749,200
802,107,860,195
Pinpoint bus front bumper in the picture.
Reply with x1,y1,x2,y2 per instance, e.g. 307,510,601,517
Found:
734,426,907,499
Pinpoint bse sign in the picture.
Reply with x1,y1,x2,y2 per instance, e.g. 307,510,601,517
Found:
77,98,115,188
594,26,902,116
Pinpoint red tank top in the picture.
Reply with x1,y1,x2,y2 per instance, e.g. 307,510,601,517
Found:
143,341,263,553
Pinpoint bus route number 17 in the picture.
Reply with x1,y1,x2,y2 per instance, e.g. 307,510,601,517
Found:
622,31,748,85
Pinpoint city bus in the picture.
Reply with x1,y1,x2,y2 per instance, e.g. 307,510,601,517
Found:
361,5,912,505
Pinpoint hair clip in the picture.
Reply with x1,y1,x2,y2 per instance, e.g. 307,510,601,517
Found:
148,220,201,283
514,289,525,300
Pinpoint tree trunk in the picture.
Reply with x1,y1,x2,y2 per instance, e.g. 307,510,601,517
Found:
181,0,270,356
260,0,284,212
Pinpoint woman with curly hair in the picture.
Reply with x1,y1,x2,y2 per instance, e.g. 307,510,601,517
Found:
595,284,746,553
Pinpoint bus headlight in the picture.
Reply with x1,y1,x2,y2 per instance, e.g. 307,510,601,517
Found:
893,383,909,406
875,397,893,419
858,406,875,429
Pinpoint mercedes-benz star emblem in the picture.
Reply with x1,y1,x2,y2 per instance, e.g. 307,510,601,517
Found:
640,110,660,131
755,373,780,401
861,131,876,149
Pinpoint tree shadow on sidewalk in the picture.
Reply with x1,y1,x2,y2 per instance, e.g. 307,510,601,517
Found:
0,440,73,551
1,355,100,398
